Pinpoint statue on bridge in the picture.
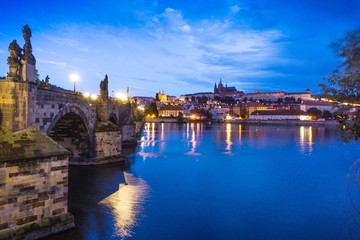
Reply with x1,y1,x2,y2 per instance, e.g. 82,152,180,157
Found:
6,25,36,82
100,74,109,99
22,24,35,64
7,40,22,80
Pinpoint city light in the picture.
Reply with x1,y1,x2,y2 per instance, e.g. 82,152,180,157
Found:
138,106,145,111
69,73,79,93
116,92,127,101
225,115,232,120
91,94,98,100
83,92,90,98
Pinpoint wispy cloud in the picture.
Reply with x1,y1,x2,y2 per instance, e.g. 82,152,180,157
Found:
27,7,289,96
37,59,67,66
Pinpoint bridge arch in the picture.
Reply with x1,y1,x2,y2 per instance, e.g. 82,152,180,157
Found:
109,112,118,125
47,105,94,162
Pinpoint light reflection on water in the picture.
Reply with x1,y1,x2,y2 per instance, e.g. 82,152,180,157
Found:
50,123,360,240
99,172,149,238
299,126,313,154
225,123,233,154
139,123,317,159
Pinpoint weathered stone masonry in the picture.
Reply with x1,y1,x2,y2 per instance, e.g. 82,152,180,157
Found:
0,126,74,239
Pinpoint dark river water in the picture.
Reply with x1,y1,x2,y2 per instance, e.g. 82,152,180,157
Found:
49,123,360,240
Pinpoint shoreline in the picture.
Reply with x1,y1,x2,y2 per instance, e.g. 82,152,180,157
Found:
145,118,340,127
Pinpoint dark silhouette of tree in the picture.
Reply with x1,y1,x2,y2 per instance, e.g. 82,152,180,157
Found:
307,107,322,119
177,112,184,123
319,28,360,139
322,110,332,120
144,102,158,117
240,106,249,119
214,96,221,102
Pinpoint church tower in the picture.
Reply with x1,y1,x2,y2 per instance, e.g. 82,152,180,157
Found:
214,82,218,94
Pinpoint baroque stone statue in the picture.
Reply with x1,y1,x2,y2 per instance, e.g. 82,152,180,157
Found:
100,75,108,99
7,40,22,80
22,24,35,63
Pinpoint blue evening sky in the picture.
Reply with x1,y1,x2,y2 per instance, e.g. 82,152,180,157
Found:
0,0,359,97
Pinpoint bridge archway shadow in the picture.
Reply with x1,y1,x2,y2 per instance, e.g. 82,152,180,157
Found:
49,112,91,162
109,113,118,125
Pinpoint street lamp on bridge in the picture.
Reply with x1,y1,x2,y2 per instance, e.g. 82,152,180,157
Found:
69,73,79,93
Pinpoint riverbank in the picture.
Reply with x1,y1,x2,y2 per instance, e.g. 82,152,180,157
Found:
146,118,339,126
227,119,339,126
145,118,188,123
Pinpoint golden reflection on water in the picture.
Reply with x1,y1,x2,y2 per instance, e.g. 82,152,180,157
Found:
225,123,233,154
99,172,149,238
151,123,155,147
140,123,157,149
161,123,164,141
239,124,242,144
299,126,313,154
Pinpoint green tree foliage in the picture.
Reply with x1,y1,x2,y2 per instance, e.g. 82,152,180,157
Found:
240,106,249,119
144,102,158,117
214,96,222,102
177,112,184,123
222,96,235,104
307,107,322,119
322,110,332,120
191,108,212,120
319,28,360,139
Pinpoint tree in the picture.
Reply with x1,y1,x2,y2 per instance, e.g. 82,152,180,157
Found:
214,96,221,102
191,96,195,102
144,102,158,117
177,112,184,123
222,96,235,104
202,96,208,103
240,106,249,119
307,107,322,120
319,28,360,139
322,110,332,120
185,97,189,102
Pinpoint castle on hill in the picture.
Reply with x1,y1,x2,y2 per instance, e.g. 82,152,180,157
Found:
179,79,312,102
213,79,240,98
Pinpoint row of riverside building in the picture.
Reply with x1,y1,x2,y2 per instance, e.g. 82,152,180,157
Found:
133,80,359,121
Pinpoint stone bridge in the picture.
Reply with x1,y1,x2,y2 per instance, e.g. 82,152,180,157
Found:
0,25,137,165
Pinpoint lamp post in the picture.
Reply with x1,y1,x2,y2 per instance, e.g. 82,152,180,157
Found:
69,73,79,94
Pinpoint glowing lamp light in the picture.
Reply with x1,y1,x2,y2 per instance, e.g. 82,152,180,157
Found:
69,73,79,82
83,92,90,98
138,106,145,111
190,115,196,119
116,92,128,101
91,94,98,100
226,115,232,120
70,73,79,93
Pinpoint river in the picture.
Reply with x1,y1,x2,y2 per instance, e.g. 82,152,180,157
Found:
48,123,360,240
